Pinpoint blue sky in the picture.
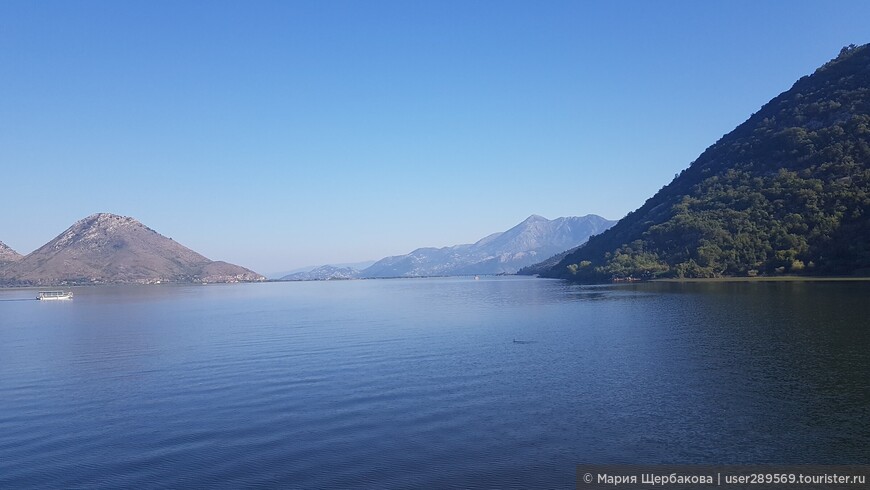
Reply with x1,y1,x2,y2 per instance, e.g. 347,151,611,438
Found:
2,1,869,274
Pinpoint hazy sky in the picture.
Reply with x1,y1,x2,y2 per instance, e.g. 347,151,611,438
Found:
2,1,869,274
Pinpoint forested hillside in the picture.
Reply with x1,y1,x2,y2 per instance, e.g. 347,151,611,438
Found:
544,44,870,282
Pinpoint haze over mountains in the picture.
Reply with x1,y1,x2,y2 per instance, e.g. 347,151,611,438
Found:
0,213,264,286
529,44,870,282
271,260,376,280
281,265,363,281
280,214,614,280
360,215,614,278
3,213,612,286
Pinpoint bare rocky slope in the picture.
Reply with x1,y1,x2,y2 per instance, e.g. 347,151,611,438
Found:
0,241,22,266
0,213,264,286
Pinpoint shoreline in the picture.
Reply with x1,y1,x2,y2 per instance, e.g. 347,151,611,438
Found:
651,275,870,283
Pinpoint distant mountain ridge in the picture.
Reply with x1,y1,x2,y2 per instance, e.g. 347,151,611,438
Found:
0,213,264,286
272,260,376,280
281,265,361,281
359,214,615,278
537,44,870,282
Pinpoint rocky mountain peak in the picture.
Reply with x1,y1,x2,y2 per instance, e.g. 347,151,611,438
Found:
0,213,264,286
0,241,22,264
521,214,548,224
49,213,155,252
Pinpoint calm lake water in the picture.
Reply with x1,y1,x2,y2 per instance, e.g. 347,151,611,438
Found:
1,277,868,488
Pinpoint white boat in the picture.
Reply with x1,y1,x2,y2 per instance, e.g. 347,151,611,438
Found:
37,291,73,301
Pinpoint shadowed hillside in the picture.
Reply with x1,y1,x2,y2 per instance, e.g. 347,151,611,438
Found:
539,44,870,282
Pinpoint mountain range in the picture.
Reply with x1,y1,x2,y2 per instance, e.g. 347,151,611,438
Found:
0,213,264,286
11,46,866,286
281,214,614,280
529,44,870,282
345,214,615,279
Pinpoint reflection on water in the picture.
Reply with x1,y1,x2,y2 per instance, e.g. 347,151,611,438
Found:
0,277,868,488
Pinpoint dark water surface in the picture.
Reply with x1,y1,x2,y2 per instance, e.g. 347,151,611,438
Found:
1,277,868,488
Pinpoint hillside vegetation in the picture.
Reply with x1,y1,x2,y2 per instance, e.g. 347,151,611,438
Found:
543,44,870,282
